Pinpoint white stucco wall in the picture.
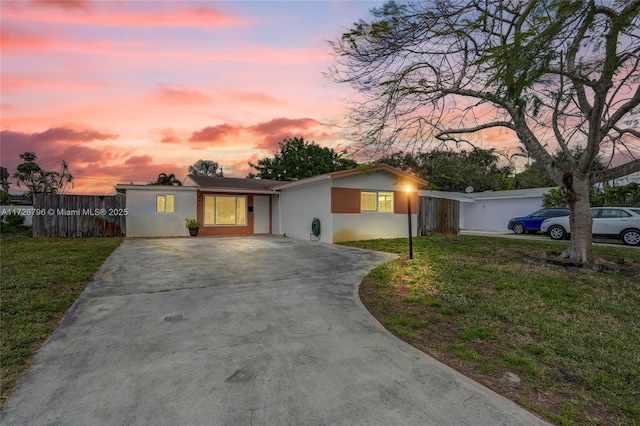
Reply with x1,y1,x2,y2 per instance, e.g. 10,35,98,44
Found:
462,197,545,232
279,180,333,243
332,171,412,191
271,194,280,235
124,187,197,237
333,213,417,242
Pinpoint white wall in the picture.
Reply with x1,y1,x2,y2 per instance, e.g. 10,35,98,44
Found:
279,180,333,243
462,197,544,232
332,171,410,191
333,213,417,242
271,194,280,235
0,206,35,226
125,187,197,237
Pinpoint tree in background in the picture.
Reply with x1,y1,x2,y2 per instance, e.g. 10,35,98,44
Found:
330,1,640,264
515,148,606,189
0,167,11,204
543,182,640,208
13,152,74,197
592,183,640,207
151,172,182,186
378,148,514,192
248,137,357,181
188,160,224,177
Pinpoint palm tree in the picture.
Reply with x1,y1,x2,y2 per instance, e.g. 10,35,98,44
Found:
151,172,182,186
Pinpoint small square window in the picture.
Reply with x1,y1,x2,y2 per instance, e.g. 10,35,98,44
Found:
361,191,377,211
156,195,174,213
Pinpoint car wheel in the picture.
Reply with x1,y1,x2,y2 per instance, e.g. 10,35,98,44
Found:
548,225,567,240
512,223,525,234
621,229,640,246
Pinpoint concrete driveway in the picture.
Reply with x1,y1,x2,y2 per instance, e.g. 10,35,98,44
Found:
2,237,548,425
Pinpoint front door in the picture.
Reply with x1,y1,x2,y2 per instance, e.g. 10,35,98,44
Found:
253,196,270,234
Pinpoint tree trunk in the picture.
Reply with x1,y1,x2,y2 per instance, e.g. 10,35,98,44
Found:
561,173,594,264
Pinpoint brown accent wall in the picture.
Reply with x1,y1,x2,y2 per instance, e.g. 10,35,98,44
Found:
331,187,361,213
394,191,418,214
196,192,254,236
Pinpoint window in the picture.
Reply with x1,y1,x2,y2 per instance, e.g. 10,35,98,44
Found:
203,195,247,225
156,195,174,213
361,191,394,212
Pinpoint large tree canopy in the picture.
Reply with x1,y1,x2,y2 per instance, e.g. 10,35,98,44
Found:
331,0,640,263
248,137,357,181
379,148,515,191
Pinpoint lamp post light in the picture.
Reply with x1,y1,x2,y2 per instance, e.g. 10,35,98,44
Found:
406,185,413,260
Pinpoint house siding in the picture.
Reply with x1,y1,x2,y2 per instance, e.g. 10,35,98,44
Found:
280,180,333,243
331,187,361,213
125,187,197,237
462,197,545,232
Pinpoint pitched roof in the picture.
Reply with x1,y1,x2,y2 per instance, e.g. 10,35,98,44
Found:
271,164,429,190
186,164,428,192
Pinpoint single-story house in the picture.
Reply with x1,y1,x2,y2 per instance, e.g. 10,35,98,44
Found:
420,187,557,232
116,164,429,243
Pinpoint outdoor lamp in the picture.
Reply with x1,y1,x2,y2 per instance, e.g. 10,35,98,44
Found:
406,185,413,260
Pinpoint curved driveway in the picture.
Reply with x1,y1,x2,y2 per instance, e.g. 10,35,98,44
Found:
2,237,547,425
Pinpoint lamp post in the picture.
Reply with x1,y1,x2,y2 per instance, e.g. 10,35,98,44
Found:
406,185,413,260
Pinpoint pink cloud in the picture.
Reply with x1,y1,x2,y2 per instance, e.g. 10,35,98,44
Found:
0,127,119,172
155,84,213,106
124,155,153,166
248,117,322,151
0,27,50,51
31,0,92,11
4,4,249,30
188,124,243,144
221,90,282,105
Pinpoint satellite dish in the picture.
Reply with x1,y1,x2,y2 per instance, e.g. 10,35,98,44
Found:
465,186,474,193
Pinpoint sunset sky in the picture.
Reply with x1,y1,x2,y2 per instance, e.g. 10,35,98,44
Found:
1,0,387,194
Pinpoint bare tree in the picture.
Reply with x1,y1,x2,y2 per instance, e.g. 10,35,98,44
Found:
330,0,640,263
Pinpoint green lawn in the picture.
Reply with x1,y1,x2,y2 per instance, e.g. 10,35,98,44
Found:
0,233,122,408
342,236,640,425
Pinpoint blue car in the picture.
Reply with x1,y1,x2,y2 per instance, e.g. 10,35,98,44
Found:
508,208,569,234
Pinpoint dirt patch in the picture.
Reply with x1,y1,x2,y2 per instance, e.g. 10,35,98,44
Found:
525,251,640,276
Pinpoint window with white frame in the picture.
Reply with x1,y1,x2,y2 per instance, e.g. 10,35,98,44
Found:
361,191,394,212
203,195,247,225
156,195,175,213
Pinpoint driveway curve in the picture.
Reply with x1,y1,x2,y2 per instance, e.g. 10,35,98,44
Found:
2,237,547,425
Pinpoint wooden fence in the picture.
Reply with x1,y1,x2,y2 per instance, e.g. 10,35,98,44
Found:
418,196,460,236
32,194,126,237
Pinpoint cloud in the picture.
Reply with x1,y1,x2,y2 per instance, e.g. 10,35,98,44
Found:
221,90,281,105
31,0,92,11
160,136,182,144
247,117,322,151
155,84,213,106
0,127,119,172
188,124,243,144
0,27,50,51
5,3,249,30
124,155,153,166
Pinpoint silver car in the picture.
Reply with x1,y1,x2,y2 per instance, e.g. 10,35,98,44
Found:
540,207,640,246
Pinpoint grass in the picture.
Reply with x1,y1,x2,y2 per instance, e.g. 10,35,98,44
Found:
0,231,122,408
342,235,640,425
